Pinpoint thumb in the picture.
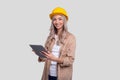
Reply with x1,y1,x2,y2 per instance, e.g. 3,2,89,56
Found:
47,51,51,54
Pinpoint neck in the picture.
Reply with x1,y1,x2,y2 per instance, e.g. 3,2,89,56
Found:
56,28,62,36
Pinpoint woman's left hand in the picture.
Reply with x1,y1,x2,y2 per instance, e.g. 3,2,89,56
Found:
41,51,57,61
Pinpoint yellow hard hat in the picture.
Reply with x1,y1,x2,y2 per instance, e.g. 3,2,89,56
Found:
49,7,68,20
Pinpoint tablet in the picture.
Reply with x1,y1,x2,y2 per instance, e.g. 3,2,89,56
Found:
29,44,47,58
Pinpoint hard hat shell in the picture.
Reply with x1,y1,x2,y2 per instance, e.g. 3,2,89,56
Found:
49,7,68,20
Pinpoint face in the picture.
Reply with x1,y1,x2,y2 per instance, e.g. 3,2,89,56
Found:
52,15,64,30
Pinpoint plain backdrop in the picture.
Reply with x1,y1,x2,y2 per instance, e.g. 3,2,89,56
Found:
0,0,120,80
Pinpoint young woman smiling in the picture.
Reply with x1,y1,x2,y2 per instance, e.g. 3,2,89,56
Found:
34,7,76,80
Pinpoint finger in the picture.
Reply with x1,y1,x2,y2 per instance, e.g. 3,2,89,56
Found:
41,51,48,54
41,51,48,56
47,51,51,54
45,48,48,52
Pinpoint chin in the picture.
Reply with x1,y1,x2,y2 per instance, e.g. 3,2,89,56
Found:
55,27,59,29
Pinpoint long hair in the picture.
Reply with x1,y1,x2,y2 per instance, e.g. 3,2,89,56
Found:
45,15,68,48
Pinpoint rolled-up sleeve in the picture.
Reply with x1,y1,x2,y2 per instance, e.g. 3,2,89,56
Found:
60,35,76,67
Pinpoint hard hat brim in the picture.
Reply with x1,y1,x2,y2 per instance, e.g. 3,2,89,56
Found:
49,13,68,20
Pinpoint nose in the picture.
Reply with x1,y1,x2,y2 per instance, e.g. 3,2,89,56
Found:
55,19,59,24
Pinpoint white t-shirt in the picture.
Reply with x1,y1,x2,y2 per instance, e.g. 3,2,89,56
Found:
49,35,60,77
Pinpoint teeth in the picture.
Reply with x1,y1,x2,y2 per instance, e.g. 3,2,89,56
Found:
56,25,60,27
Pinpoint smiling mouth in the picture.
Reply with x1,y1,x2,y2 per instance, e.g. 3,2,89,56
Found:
55,25,61,27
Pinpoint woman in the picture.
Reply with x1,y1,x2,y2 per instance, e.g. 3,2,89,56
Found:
38,7,76,80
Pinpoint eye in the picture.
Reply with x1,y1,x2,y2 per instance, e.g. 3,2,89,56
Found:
53,19,56,21
58,18,62,21
52,18,57,21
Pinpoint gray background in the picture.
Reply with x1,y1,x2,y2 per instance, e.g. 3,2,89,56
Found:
0,0,120,80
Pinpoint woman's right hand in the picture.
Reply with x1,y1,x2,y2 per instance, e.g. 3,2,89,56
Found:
32,50,46,62
38,57,46,62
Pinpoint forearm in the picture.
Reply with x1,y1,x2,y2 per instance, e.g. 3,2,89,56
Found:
53,57,63,64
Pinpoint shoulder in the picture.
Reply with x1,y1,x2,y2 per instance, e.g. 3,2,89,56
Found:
66,32,76,40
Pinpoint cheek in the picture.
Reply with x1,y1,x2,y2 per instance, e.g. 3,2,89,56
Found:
52,21,56,25
61,22,64,26
60,20,64,24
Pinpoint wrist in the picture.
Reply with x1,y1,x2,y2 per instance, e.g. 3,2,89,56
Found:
54,58,63,64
